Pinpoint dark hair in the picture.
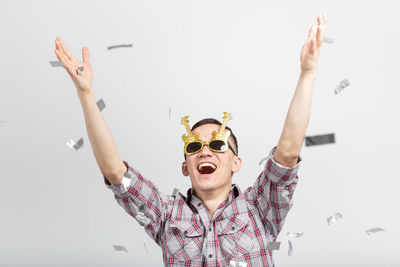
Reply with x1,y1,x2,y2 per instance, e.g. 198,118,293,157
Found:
183,118,238,158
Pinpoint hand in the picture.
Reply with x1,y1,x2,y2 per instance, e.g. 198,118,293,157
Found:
54,36,94,94
300,14,327,74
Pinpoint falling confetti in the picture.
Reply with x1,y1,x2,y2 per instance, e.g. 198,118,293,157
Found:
266,241,281,251
66,137,84,151
258,155,271,166
288,240,293,257
287,231,304,238
366,227,386,235
305,133,335,146
172,188,179,197
143,242,149,255
78,66,84,71
107,44,133,50
96,98,106,112
113,245,128,253
327,212,343,226
323,36,335,44
49,61,64,67
334,79,350,95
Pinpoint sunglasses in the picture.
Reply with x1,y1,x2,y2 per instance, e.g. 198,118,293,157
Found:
184,136,238,156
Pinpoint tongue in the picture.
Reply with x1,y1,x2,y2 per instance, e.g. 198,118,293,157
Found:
199,166,215,175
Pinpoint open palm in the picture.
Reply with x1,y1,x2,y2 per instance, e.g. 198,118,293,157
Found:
300,14,327,73
54,36,94,94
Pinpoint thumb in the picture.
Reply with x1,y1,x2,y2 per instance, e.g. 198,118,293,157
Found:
82,47,90,63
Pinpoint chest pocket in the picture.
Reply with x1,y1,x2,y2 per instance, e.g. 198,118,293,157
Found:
216,213,255,260
165,220,204,262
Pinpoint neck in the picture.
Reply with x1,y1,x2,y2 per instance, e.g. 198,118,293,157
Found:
194,183,232,220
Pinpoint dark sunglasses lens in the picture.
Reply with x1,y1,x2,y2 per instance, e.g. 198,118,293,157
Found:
209,140,227,152
186,142,202,154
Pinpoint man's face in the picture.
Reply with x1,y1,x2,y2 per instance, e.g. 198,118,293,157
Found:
182,123,242,194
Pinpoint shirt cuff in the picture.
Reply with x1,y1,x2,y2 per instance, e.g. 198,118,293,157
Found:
104,161,133,196
265,146,301,185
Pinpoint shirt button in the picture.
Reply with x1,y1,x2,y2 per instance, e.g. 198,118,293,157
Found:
208,254,212,258
197,203,201,207
184,231,188,235
231,226,235,231
208,227,212,232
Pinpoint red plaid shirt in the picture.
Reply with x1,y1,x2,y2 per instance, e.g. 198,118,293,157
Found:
104,147,301,266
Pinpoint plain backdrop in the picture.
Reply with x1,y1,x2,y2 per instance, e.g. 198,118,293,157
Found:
1,0,399,266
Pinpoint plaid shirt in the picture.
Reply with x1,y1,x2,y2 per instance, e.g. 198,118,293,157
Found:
104,147,301,267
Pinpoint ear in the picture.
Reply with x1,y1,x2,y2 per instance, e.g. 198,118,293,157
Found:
182,161,189,176
231,156,242,173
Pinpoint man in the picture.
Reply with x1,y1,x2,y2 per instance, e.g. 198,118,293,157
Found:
54,13,327,266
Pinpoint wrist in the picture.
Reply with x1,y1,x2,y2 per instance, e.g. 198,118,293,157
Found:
300,70,317,77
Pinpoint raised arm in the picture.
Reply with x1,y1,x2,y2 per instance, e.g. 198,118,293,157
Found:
274,14,327,167
54,36,126,184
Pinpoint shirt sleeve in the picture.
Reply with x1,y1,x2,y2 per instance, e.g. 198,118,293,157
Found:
246,146,301,239
104,161,168,245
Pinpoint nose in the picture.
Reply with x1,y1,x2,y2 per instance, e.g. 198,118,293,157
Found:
199,143,213,157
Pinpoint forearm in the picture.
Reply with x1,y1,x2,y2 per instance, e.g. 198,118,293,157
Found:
78,90,126,184
276,71,316,162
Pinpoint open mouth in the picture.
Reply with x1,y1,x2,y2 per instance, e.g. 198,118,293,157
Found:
197,162,217,175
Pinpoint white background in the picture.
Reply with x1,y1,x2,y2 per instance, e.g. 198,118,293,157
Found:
1,0,399,266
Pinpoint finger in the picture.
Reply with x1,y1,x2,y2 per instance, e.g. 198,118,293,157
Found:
82,47,90,63
310,38,317,54
57,37,79,64
307,24,318,42
55,49,79,77
316,24,324,46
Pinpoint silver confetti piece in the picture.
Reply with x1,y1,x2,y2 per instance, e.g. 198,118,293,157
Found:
113,245,128,253
327,212,343,225
305,133,335,146
288,240,293,257
259,155,271,166
49,61,64,67
96,98,106,112
230,261,247,267
366,227,385,235
78,71,82,77
334,79,350,95
66,139,76,150
143,242,149,255
266,241,281,251
287,231,304,238
138,203,146,213
172,188,179,197
323,37,335,44
78,66,84,71
107,44,133,50
73,137,84,150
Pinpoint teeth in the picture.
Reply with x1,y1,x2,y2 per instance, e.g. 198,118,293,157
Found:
198,162,216,170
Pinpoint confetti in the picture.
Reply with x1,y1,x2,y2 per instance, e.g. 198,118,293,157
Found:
288,240,293,257
66,137,84,151
305,133,335,146
258,155,271,166
266,241,281,251
107,44,133,50
230,261,247,267
323,36,335,44
287,231,304,238
96,98,106,112
327,212,343,226
78,66,84,72
143,242,149,255
334,79,350,95
113,245,128,253
172,188,179,197
49,61,64,67
366,227,385,235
